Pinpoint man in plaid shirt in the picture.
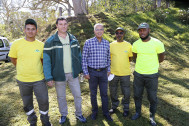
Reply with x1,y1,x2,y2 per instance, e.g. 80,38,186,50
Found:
82,23,112,121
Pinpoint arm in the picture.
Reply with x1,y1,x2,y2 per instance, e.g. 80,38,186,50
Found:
82,41,90,79
132,52,137,63
10,58,17,66
158,52,165,63
107,43,111,76
43,40,54,83
129,57,132,62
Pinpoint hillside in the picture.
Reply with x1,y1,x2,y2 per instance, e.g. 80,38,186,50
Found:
0,7,188,126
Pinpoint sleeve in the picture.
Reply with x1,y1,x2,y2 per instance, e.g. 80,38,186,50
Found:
156,41,165,54
82,41,89,75
107,42,111,72
8,42,17,58
43,40,53,81
128,43,133,57
41,43,44,59
77,41,83,73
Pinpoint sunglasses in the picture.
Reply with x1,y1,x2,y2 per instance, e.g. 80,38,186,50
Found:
115,32,124,35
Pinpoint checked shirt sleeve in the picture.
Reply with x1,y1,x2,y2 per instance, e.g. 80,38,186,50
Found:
82,40,89,75
107,42,111,72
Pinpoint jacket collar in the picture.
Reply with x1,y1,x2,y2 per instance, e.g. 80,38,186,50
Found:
54,31,76,43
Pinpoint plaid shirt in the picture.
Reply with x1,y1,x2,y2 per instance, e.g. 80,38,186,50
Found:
82,37,111,75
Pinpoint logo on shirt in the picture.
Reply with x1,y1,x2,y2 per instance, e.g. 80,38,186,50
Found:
124,51,128,53
35,49,40,52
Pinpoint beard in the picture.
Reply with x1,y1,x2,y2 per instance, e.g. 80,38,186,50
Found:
140,32,150,41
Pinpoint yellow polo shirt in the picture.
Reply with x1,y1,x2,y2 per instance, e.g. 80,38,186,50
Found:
9,38,44,82
132,37,165,74
110,41,133,76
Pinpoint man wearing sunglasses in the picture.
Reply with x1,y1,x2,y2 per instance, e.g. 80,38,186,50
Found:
131,23,165,126
109,27,133,117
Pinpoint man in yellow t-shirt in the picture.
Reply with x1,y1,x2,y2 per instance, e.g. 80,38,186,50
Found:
109,27,133,117
131,23,165,126
9,19,51,126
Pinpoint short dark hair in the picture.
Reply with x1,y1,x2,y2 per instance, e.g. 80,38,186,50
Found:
25,19,37,29
56,16,68,24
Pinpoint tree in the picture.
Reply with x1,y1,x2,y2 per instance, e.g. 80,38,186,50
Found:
157,0,161,8
72,0,87,16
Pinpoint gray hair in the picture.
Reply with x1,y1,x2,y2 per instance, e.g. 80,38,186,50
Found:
94,23,104,30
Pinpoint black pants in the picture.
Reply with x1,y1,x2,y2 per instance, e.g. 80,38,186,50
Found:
133,71,159,116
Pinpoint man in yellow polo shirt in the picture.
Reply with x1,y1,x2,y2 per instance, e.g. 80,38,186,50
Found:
9,19,51,126
131,23,165,126
109,27,133,117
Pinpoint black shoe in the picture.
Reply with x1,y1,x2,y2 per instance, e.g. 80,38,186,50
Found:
150,117,157,126
109,108,116,114
104,114,113,121
30,124,37,126
91,113,97,120
131,113,141,120
123,111,129,117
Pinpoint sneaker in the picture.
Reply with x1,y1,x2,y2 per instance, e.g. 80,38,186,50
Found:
150,117,157,126
131,113,141,120
76,115,87,123
59,116,66,124
109,108,116,114
104,114,113,122
123,111,129,117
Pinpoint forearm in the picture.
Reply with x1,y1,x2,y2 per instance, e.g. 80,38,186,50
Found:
10,58,17,66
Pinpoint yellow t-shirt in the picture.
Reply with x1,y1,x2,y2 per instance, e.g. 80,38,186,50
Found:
110,41,133,76
58,34,72,73
9,38,44,82
132,37,165,74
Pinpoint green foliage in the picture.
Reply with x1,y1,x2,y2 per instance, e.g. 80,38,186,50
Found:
177,8,189,24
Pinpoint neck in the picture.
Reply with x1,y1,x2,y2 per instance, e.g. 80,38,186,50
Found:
96,37,102,42
25,37,35,42
141,36,151,42
58,31,67,38
117,40,123,42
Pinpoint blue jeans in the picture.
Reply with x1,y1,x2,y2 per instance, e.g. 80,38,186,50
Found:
133,71,159,116
88,67,109,115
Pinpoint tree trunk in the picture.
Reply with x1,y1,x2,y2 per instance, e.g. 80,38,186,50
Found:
157,0,161,8
72,0,87,16
153,0,157,9
59,7,62,16
166,0,170,8
67,3,71,17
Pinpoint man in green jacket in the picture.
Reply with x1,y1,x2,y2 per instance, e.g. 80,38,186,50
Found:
43,17,86,124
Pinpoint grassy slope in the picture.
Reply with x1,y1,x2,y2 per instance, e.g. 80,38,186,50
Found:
0,8,188,126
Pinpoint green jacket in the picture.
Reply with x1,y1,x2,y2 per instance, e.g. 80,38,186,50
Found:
43,31,82,82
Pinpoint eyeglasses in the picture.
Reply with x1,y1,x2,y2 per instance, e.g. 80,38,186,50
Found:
115,32,124,35
95,29,104,31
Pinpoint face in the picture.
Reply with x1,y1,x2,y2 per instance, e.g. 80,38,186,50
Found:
56,20,68,33
138,28,150,40
115,30,125,41
24,24,37,39
94,25,104,38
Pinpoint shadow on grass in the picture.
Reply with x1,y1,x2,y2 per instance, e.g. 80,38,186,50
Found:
159,73,189,89
157,97,189,126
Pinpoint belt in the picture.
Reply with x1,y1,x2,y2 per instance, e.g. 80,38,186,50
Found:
88,67,107,71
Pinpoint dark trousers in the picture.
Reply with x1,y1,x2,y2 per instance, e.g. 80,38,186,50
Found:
17,79,49,124
88,67,109,115
109,75,130,111
133,71,159,116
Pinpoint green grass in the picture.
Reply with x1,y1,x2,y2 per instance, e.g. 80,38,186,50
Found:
0,7,189,126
